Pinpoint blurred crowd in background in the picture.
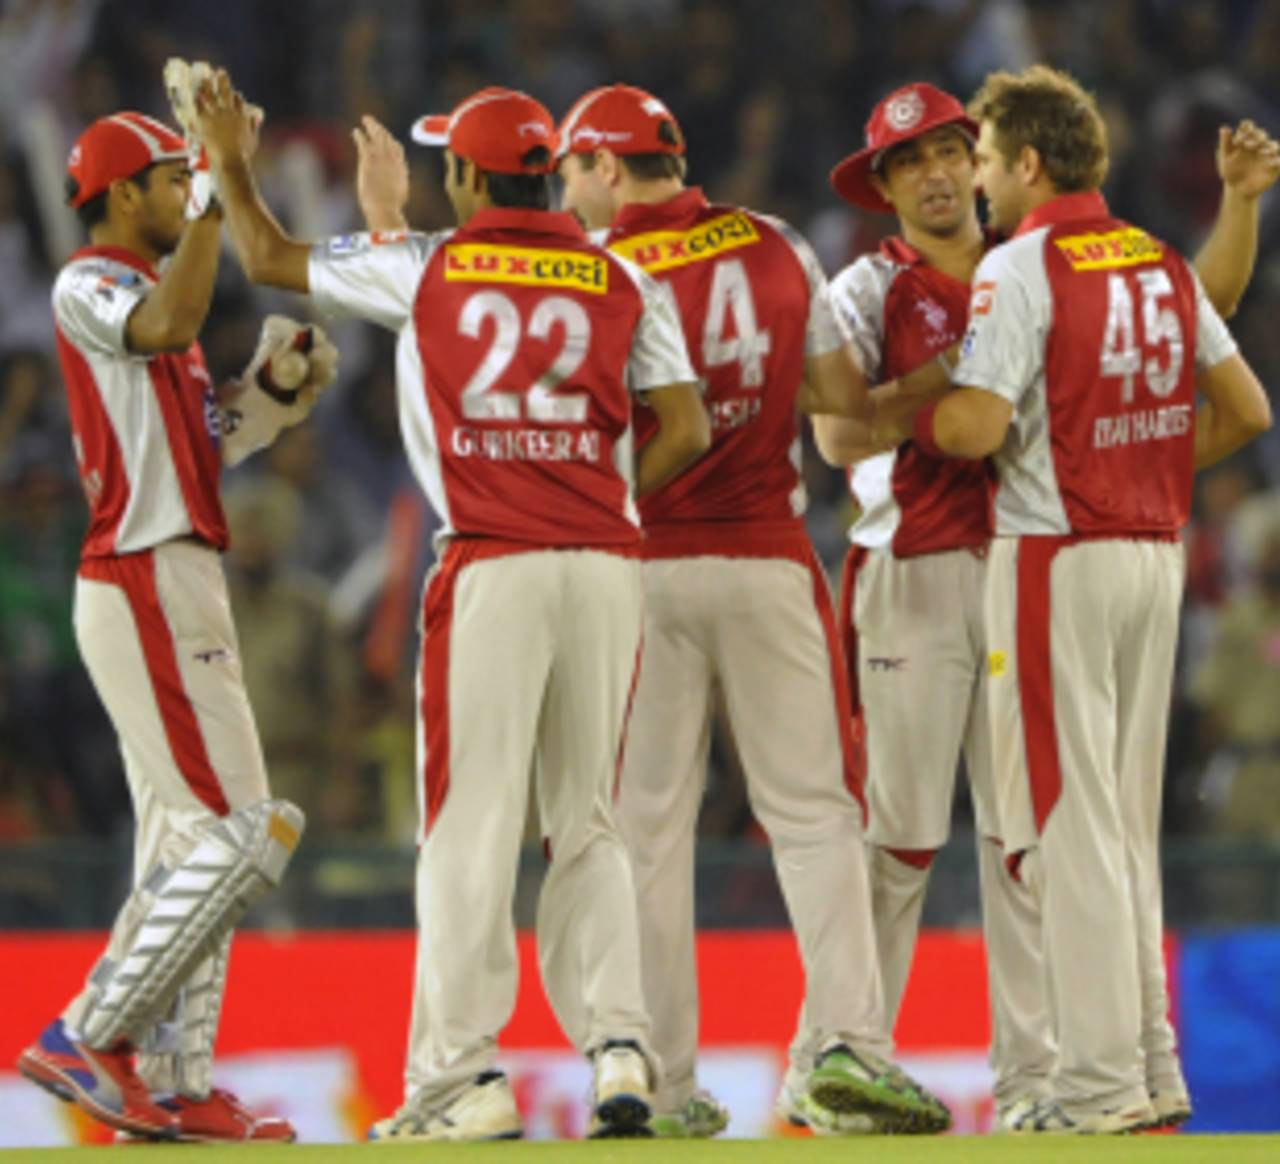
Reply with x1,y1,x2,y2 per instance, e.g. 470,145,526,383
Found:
2,0,1280,864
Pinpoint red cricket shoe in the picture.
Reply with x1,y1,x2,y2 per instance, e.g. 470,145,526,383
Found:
17,1019,178,1140
117,1087,297,1143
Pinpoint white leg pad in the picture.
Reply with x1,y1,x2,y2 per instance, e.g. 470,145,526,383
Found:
76,799,303,1048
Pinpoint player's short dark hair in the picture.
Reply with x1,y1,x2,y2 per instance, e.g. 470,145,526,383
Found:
66,163,159,231
453,147,553,210
574,121,688,181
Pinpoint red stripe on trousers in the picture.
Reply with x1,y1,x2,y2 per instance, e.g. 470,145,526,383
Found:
807,545,867,821
838,545,870,712
1015,537,1071,834
79,552,230,816
417,538,550,838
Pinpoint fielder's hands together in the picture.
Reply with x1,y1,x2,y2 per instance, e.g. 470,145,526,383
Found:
354,114,411,232
219,316,339,467
1217,119,1280,200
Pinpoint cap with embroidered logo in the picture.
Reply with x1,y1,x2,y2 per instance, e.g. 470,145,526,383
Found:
829,83,977,214
557,84,685,159
66,113,189,209
411,87,558,174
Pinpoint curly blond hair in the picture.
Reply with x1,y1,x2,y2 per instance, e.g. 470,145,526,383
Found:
968,65,1109,192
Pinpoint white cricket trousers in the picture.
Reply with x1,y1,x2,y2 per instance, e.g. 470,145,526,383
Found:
404,542,652,1102
984,536,1185,1115
610,548,883,1112
65,540,270,1097
846,544,1053,1104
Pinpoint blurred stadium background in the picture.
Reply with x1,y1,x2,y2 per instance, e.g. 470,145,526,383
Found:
1,0,1279,1146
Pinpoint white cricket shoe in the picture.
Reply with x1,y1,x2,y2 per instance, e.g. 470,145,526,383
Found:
994,1094,1042,1132
1004,1096,1156,1134
367,1072,522,1142
588,1040,652,1138
1145,1089,1192,1129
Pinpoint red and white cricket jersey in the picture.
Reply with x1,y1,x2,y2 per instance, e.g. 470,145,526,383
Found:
830,236,995,558
954,192,1237,536
52,245,228,560
603,188,849,555
308,211,694,548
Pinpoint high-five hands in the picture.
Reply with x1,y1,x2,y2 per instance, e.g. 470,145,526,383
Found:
353,115,411,232
1217,119,1280,201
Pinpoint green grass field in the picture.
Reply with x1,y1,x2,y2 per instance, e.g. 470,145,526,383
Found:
4,1138,1279,1163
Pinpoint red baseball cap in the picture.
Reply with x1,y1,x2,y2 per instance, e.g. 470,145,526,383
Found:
830,83,977,214
66,112,189,209
556,84,685,159
411,87,558,174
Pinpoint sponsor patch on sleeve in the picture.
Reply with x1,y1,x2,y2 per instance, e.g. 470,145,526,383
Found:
970,280,997,316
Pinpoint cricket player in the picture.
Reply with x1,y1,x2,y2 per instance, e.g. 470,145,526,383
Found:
195,72,710,1140
814,83,1280,1129
15,108,338,1142
552,84,949,1137
903,65,1271,1132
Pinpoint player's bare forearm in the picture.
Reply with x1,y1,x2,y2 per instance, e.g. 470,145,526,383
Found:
635,381,711,496
1195,121,1280,317
813,383,924,465
813,414,877,466
125,211,222,354
1193,354,1273,469
798,344,869,418
214,154,311,292
1193,188,1259,319
926,386,1012,459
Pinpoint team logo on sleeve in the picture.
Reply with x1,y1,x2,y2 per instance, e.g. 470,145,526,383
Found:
610,211,760,273
1054,228,1163,271
327,234,366,256
444,244,609,293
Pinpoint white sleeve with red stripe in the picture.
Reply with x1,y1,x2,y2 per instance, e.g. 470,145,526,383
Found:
53,260,149,358
613,256,698,394
1192,270,1239,369
53,258,200,553
762,214,852,359
952,232,1051,405
829,255,894,382
308,231,448,329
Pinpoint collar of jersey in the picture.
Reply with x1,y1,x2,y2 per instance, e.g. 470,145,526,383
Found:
610,187,708,235
1013,190,1109,238
464,208,585,239
72,244,158,281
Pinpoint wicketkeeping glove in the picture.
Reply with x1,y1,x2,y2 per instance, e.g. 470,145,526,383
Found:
164,57,218,219
219,315,339,467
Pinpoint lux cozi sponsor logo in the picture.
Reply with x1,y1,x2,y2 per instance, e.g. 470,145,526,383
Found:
443,245,608,294
610,211,760,273
1055,228,1164,272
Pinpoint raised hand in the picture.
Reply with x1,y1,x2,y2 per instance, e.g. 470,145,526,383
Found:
1217,119,1280,201
195,69,261,169
353,114,410,231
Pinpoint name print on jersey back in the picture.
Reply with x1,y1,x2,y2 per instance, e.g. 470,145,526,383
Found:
413,219,652,547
